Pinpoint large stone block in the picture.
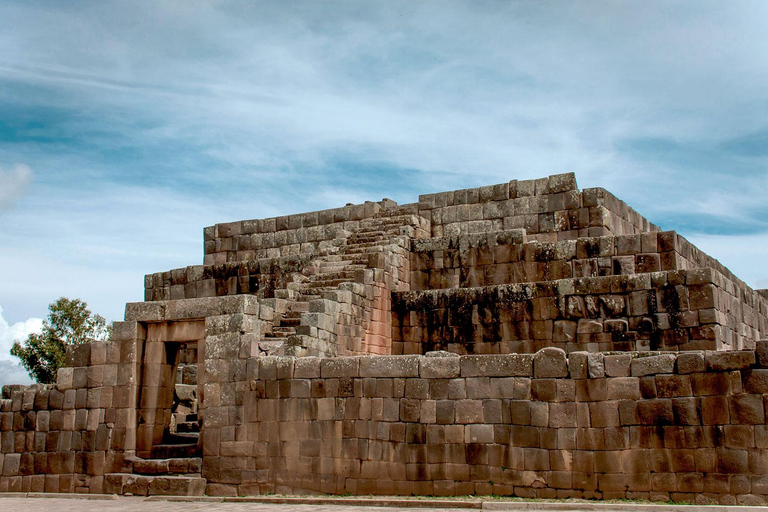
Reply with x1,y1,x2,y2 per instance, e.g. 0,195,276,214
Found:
420,356,460,379
460,355,532,377
533,347,568,378
320,357,360,378
359,356,420,378
706,351,755,371
631,354,676,377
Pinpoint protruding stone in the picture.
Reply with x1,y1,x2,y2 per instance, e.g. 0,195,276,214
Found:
534,347,568,378
631,354,676,376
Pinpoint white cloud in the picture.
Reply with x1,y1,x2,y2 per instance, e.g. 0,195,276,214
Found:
686,232,768,290
0,164,33,210
0,361,33,387
0,305,43,362
0,305,41,386
0,1,767,322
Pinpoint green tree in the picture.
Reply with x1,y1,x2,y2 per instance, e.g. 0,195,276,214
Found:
11,297,111,383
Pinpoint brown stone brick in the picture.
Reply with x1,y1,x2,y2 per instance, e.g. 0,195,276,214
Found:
447,379,467,399
510,401,531,426
671,397,700,425
676,352,706,374
631,354,676,377
655,375,692,397
419,356,460,379
651,472,677,492
531,379,557,401
533,347,568,378
575,379,608,402
607,377,641,400
638,399,673,426
604,427,630,450
460,354,532,377
604,354,632,377
724,425,755,449
589,401,619,428
489,378,516,398
549,403,577,428
576,428,604,450
707,351,755,371
454,400,484,424
618,400,639,426
510,425,539,448
404,379,429,399
716,448,748,473
744,369,768,394
690,372,731,396
434,400,454,425
730,394,764,425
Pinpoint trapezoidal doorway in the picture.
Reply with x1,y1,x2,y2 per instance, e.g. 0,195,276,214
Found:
136,320,205,459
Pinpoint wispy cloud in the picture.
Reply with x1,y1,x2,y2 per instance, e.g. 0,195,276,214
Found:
0,305,40,385
0,1,767,321
0,164,33,210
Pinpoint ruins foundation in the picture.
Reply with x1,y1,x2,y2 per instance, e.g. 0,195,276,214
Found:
3,173,768,504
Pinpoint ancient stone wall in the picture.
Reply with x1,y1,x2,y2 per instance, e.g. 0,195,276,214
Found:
0,334,138,494
5,172,768,500
144,255,311,302
393,269,767,357
200,348,768,504
204,199,423,265
410,231,700,291
417,174,658,241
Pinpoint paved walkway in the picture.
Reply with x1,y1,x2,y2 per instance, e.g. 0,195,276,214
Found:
0,496,471,512
0,494,765,512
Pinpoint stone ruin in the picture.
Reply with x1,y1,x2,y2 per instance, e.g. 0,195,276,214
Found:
2,172,768,504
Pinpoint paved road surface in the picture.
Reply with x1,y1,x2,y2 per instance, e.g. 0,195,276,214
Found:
0,497,472,512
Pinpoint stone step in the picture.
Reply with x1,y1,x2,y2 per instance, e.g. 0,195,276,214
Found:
288,303,309,313
344,246,388,255
344,240,392,249
365,213,421,224
281,316,301,327
175,421,199,434
130,457,202,476
310,269,358,281
150,441,199,459
272,326,296,336
306,278,350,289
348,235,389,243
257,339,284,356
104,473,206,496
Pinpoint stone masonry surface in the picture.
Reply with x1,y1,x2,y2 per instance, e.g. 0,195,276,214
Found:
3,173,768,504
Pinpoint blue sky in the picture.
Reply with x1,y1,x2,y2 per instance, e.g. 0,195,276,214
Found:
1,1,768,381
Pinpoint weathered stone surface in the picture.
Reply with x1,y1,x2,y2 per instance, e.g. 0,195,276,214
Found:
7,173,768,504
706,351,755,371
631,354,676,376
359,356,420,378
419,356,460,379
533,347,568,378
460,355,532,377
320,357,360,378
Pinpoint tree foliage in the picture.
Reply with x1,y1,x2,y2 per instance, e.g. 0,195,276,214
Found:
11,297,111,384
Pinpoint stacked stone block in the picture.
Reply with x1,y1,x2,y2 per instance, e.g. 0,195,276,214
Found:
204,199,400,265
418,173,658,241
192,347,768,504
4,172,768,502
0,335,137,494
394,268,765,356
144,255,311,302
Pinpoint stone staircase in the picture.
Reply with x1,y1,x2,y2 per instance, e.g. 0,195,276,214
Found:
260,206,428,354
104,455,206,496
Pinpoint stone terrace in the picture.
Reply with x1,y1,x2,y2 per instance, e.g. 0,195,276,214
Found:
3,173,768,504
